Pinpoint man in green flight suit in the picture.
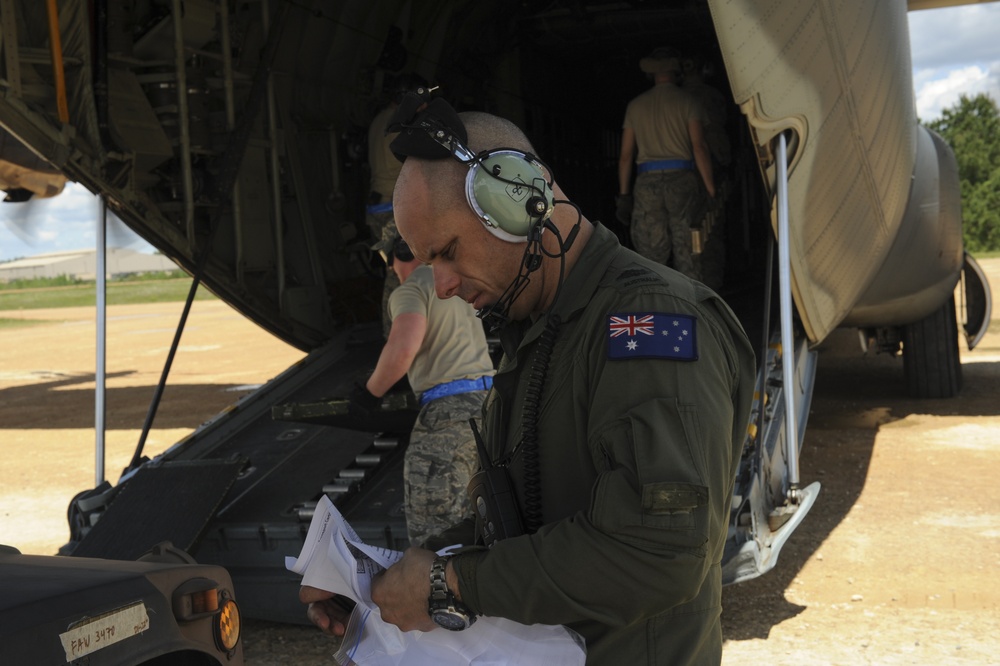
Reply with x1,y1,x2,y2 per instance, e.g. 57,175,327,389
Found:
303,104,755,665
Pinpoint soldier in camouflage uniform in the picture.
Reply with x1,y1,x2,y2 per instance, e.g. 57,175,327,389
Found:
617,47,716,281
404,391,484,545
361,236,494,547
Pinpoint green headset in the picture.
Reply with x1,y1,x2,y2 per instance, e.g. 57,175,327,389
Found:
388,96,555,242
464,149,554,242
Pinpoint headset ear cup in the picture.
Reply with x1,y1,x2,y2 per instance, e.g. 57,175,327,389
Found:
465,151,553,242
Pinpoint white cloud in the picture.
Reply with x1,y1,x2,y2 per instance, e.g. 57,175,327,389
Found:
908,4,1000,122
914,64,993,121
0,182,153,262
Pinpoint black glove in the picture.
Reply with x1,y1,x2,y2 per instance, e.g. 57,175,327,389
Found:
615,194,633,226
347,382,380,417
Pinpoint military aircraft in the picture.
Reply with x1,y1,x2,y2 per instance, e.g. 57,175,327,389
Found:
0,0,991,623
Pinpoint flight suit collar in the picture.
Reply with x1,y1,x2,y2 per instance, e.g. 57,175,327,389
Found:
548,221,620,324
499,221,620,353
489,222,620,456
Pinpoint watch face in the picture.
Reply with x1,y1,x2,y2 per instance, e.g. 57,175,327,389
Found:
432,610,469,631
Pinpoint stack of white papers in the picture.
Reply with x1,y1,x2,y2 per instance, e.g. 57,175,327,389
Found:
285,495,586,665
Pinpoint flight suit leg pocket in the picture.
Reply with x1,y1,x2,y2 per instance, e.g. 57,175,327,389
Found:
641,482,707,531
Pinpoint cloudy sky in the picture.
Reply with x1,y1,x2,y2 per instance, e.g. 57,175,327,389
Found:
908,2,1000,120
1,2,999,263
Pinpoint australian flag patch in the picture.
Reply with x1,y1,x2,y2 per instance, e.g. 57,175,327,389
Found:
607,312,698,361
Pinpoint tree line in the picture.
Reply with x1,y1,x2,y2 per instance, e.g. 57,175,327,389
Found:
0,270,188,291
924,93,1000,253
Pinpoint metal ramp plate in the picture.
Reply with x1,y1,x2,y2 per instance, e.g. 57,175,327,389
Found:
71,459,245,561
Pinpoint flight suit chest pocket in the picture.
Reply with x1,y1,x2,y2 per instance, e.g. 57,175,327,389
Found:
641,482,707,530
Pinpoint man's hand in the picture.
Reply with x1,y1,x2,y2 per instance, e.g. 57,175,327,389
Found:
300,586,353,637
347,382,380,417
371,547,439,632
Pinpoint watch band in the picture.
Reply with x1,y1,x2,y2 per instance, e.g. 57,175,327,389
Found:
428,555,477,631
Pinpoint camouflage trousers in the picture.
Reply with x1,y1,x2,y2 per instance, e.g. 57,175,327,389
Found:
366,209,400,338
630,169,707,281
403,390,485,547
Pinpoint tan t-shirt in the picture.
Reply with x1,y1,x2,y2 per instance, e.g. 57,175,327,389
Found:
368,105,402,201
389,264,494,395
623,82,706,164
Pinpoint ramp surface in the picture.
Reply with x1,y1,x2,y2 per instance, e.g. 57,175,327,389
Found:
72,459,245,560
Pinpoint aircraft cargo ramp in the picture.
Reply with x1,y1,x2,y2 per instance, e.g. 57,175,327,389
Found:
62,276,824,625
65,324,418,623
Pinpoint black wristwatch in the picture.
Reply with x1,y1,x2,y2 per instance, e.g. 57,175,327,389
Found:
428,555,476,631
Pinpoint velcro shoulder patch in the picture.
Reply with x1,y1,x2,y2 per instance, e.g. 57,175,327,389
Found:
607,312,698,361
643,482,707,514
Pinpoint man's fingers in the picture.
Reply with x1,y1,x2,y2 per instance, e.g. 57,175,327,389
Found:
306,601,348,637
306,602,330,630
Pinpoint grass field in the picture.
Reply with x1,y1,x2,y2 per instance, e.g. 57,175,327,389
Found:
0,318,49,330
0,277,217,311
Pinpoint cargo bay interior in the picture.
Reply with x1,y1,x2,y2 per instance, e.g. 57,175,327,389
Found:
79,0,775,349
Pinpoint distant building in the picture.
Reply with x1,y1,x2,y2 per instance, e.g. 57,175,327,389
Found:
0,248,179,282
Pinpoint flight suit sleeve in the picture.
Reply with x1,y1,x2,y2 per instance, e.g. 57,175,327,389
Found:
452,289,749,629
421,516,478,553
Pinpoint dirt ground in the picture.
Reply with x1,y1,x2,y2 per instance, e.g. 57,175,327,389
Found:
2,261,999,665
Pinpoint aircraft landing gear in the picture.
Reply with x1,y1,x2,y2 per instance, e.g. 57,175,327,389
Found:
902,293,962,399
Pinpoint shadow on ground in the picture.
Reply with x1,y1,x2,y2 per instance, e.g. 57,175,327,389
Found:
0,373,261,429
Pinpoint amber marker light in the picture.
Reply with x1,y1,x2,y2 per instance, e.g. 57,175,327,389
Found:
172,578,221,621
214,598,241,652
192,589,219,614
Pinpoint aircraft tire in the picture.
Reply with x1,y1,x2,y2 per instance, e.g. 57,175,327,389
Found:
902,293,962,398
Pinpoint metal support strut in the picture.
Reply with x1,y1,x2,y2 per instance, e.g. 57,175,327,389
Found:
776,131,801,502
95,197,107,486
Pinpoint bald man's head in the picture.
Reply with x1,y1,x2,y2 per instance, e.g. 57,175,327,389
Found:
390,109,587,324
459,112,537,156
392,154,455,226
394,112,540,219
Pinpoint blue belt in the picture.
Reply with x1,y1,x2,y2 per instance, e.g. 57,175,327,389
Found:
366,201,393,214
420,376,493,405
637,159,694,173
